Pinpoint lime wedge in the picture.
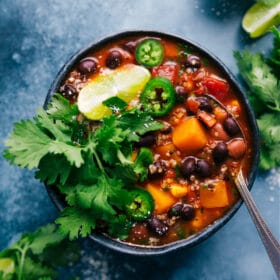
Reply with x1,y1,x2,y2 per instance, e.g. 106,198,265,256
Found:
78,64,151,120
0,258,15,276
242,2,280,38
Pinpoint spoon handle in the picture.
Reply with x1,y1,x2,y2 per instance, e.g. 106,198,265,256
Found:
235,173,280,278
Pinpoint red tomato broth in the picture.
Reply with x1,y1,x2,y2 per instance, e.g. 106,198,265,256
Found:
61,35,253,246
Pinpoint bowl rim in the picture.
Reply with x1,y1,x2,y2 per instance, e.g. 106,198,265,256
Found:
45,30,260,256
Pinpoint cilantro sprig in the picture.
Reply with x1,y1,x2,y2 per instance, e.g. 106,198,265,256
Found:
234,27,280,170
4,94,162,240
0,224,80,280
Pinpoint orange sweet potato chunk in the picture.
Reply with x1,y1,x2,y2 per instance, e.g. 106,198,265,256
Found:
146,183,176,214
172,117,207,154
200,181,229,208
170,183,188,198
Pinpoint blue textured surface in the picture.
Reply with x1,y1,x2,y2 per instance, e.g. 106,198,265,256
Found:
0,0,279,279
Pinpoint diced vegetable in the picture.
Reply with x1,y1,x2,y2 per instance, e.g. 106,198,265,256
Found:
203,76,229,101
200,181,229,208
197,111,217,128
213,106,228,122
170,183,188,198
146,183,176,214
186,97,200,113
172,117,208,154
152,62,179,84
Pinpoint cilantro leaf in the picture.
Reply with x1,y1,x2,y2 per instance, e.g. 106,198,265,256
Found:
36,154,72,185
55,207,96,240
75,175,124,217
234,50,280,112
66,152,99,186
4,119,51,169
22,257,57,279
260,143,280,170
4,95,94,169
46,93,79,124
257,0,280,6
107,215,132,240
235,29,280,170
118,110,164,141
102,96,128,113
269,26,280,77
28,224,64,255
0,224,80,280
94,117,127,165
257,113,280,144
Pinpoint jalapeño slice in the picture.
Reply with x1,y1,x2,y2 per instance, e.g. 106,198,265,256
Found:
125,188,154,221
135,39,164,67
140,77,175,117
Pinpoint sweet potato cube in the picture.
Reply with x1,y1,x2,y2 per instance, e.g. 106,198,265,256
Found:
172,117,207,154
200,181,229,208
146,183,176,214
170,183,188,198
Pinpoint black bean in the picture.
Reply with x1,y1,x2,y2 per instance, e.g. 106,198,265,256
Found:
77,57,98,74
181,157,196,178
181,204,195,220
196,159,211,178
196,97,212,112
212,142,228,164
122,41,136,53
175,86,187,102
137,134,156,147
168,203,184,218
106,50,122,69
185,55,201,69
223,117,240,136
148,217,169,236
62,84,77,99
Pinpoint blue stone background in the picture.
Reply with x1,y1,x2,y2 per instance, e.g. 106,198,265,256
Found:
0,0,279,279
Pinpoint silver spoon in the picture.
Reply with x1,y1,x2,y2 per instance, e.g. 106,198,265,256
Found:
205,94,280,278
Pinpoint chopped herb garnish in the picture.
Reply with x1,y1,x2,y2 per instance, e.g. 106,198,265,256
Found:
4,94,163,240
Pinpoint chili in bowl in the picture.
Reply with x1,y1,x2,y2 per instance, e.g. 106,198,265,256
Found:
46,31,259,255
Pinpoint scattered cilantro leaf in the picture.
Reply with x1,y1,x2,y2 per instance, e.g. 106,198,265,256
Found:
4,119,51,169
234,50,280,112
46,93,79,124
0,224,80,280
35,154,72,185
268,26,280,76
257,113,280,144
55,207,96,240
257,0,280,6
235,27,280,170
107,215,132,240
27,224,65,255
102,96,128,113
4,92,164,240
4,94,93,169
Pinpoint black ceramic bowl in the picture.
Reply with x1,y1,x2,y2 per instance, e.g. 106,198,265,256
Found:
45,31,260,256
